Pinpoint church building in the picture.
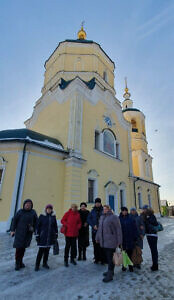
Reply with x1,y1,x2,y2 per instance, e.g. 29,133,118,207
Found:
0,26,161,232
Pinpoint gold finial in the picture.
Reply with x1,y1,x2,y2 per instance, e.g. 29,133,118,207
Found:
123,77,131,99
77,21,87,40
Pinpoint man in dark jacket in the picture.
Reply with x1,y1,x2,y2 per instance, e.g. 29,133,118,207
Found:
11,199,38,270
87,198,105,263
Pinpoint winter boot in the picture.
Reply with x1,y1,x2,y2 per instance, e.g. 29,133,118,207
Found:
129,265,134,272
103,270,113,283
71,258,77,265
43,262,49,269
83,249,86,261
122,266,127,271
64,260,69,267
15,261,20,271
103,270,114,277
35,264,40,271
151,264,158,271
20,262,25,268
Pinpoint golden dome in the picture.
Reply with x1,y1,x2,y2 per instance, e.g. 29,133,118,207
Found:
77,23,87,40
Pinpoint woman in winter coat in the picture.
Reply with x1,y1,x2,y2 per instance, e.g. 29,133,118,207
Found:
35,204,58,271
78,202,89,261
119,207,138,272
141,205,159,271
11,199,38,271
96,205,122,283
61,204,81,267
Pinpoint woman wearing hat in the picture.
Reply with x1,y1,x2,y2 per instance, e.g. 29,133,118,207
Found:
35,204,58,271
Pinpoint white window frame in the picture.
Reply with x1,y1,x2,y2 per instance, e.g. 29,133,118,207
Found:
103,130,116,157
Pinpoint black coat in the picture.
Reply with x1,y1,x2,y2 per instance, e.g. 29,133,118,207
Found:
78,210,89,248
144,213,158,234
119,213,138,250
36,212,58,247
12,208,38,248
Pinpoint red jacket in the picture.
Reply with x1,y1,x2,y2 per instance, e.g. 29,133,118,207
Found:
61,209,82,237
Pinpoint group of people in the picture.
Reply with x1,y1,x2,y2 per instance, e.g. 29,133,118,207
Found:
10,197,159,283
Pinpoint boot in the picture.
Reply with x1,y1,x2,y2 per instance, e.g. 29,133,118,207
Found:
151,264,158,271
64,260,69,267
103,270,113,283
122,266,127,271
129,265,134,272
20,262,25,268
15,261,20,271
35,265,40,271
83,249,86,261
43,262,49,269
71,258,77,265
103,270,114,277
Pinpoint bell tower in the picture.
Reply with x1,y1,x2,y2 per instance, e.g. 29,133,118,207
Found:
122,79,153,181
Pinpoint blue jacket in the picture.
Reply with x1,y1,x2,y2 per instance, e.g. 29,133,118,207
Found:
87,206,103,233
36,212,58,247
119,213,138,250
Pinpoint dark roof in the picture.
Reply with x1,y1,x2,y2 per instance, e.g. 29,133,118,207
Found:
122,108,141,113
45,39,115,67
59,77,96,90
0,129,65,151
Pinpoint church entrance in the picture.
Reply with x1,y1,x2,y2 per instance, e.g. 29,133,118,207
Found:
109,194,115,211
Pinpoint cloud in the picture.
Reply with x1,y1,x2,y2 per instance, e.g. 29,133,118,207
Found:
137,4,174,40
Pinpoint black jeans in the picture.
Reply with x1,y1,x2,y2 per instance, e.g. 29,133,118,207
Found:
92,232,106,263
64,237,77,261
147,236,158,266
36,247,50,266
104,248,115,271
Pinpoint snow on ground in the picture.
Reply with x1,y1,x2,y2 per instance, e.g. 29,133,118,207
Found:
0,217,174,300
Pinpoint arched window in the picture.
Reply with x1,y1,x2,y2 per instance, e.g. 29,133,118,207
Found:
137,187,143,209
131,119,138,132
103,130,116,156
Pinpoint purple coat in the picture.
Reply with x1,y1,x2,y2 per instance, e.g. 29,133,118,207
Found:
96,211,122,249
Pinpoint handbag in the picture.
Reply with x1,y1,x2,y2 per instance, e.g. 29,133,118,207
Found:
60,225,67,235
153,222,163,232
53,240,59,255
113,248,123,266
131,246,143,265
122,251,133,268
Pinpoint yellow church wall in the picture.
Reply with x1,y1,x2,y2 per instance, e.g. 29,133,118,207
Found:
0,149,19,221
21,148,65,219
29,100,71,149
132,154,140,177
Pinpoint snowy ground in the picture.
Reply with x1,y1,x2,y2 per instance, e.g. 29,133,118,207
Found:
0,217,174,300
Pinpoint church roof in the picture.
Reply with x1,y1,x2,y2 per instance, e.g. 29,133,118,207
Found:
45,39,115,67
0,128,65,152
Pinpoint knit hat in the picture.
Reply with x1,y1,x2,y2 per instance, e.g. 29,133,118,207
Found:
45,204,53,210
130,207,136,212
23,199,33,209
121,206,128,212
142,205,149,210
95,198,101,204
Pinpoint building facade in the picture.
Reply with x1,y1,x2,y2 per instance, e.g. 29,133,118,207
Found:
0,27,160,232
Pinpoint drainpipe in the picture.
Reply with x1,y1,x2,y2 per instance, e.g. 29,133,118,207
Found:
157,186,162,217
133,177,139,209
14,142,27,215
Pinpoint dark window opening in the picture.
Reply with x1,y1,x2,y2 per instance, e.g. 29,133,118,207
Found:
95,131,100,150
88,179,95,203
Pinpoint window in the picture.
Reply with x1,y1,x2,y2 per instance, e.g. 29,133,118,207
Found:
131,119,138,132
145,159,150,177
103,71,108,82
148,194,152,208
120,190,124,208
103,130,115,156
88,179,95,203
138,192,143,209
95,131,100,150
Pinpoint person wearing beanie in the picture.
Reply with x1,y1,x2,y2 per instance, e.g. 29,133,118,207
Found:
78,202,90,261
35,204,58,271
119,207,138,272
11,199,38,271
87,198,106,264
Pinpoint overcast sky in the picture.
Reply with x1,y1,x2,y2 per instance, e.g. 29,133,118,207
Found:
0,0,174,203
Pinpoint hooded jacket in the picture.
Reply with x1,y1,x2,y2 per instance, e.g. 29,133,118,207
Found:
61,209,81,237
96,211,122,249
12,199,38,248
36,211,58,247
